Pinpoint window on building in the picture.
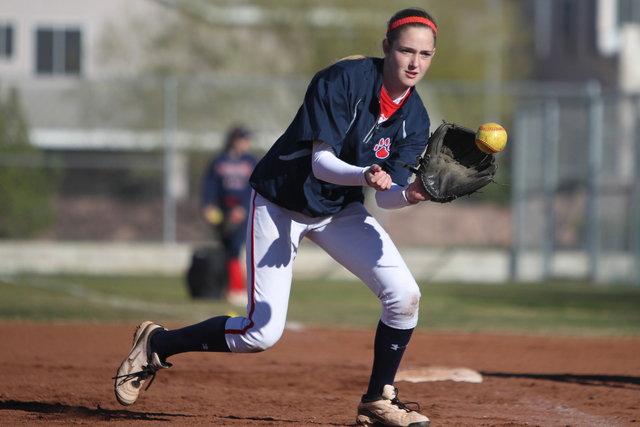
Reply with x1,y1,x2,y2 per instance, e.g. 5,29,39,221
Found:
36,28,82,75
561,0,578,54
0,24,13,59
620,0,640,24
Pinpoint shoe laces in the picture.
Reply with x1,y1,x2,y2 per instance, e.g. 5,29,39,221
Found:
390,388,421,413
113,365,158,391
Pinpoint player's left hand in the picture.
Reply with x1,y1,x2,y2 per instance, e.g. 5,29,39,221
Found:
399,122,499,203
405,179,432,203
365,164,392,191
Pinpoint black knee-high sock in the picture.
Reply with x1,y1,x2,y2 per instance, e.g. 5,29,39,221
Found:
363,320,414,401
150,316,231,363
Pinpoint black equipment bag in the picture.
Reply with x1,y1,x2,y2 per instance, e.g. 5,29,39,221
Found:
186,245,228,299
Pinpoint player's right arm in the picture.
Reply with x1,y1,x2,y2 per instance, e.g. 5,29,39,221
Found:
311,140,391,191
311,140,431,207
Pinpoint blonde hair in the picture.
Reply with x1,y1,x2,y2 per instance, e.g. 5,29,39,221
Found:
332,54,367,64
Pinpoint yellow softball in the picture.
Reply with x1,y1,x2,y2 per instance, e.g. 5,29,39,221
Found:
475,123,507,154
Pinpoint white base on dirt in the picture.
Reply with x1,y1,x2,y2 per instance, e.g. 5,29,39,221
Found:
396,366,483,383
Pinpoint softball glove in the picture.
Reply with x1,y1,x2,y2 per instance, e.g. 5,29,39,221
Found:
400,121,499,203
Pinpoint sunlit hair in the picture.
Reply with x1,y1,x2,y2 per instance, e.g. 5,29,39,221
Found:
386,8,437,47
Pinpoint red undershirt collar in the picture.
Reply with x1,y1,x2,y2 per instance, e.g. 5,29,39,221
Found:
379,86,410,123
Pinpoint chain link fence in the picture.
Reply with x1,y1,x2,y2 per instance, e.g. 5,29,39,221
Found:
1,75,639,283
510,82,640,283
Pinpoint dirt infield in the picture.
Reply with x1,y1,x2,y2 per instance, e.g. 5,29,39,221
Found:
1,323,638,426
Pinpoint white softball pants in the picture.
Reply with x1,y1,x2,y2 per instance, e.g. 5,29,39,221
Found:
224,191,421,353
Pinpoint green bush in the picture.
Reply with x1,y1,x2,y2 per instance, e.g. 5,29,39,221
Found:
0,85,59,238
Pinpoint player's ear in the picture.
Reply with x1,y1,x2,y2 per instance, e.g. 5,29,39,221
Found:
382,38,391,56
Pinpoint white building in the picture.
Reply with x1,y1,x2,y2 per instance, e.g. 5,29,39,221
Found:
1,0,640,153
0,0,162,79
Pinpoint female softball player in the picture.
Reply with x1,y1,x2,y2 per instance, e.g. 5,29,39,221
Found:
201,125,257,305
115,7,437,426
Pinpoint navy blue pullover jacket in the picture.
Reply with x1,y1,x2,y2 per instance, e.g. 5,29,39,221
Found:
250,57,431,217
203,152,258,215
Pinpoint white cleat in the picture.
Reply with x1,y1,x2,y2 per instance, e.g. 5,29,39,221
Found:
356,384,430,427
113,321,171,406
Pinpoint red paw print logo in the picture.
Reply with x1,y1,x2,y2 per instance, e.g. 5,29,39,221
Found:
374,138,391,159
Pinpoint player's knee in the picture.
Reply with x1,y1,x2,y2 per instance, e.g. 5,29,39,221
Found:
238,328,283,353
382,287,421,328
247,337,278,353
396,288,421,318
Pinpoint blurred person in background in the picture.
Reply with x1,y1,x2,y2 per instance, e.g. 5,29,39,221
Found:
201,125,257,306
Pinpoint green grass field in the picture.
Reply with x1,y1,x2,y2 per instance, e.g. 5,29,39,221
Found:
1,274,639,337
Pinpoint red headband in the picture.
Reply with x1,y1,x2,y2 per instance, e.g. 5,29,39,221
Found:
387,16,437,37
